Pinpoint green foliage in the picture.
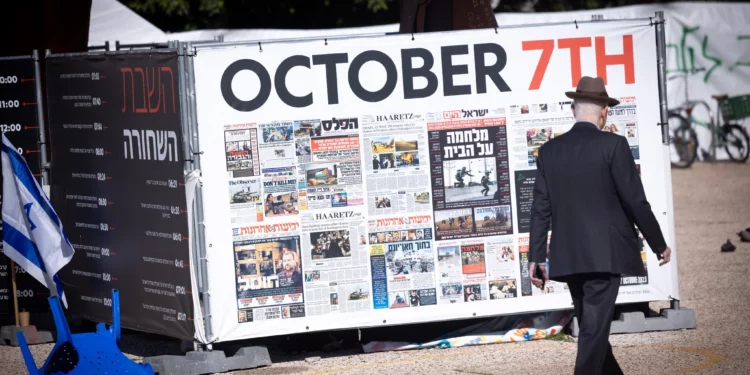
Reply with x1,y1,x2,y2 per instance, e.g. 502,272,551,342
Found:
545,331,576,342
354,0,394,13
127,0,742,32
126,0,224,30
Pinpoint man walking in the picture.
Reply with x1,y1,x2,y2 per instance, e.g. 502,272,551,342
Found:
528,76,672,374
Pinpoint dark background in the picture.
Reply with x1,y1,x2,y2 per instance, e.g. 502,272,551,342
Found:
0,56,50,324
124,0,738,32
44,53,194,340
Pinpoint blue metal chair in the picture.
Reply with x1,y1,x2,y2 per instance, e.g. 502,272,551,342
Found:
16,289,155,375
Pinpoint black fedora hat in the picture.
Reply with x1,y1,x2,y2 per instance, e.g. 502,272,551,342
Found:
565,76,620,107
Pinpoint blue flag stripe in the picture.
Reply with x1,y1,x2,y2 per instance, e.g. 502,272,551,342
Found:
1,143,61,227
52,274,65,300
3,221,48,274
3,221,65,299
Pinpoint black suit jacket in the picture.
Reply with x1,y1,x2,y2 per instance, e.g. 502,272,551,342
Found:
529,122,667,280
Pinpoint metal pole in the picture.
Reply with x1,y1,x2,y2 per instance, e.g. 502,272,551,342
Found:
655,11,670,145
186,42,201,171
177,43,192,170
32,50,50,185
185,41,213,345
178,41,213,345
195,182,212,344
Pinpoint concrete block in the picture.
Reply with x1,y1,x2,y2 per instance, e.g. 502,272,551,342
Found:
144,346,271,375
0,325,54,346
570,307,697,337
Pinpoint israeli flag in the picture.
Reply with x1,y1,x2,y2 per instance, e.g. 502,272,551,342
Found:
1,134,74,308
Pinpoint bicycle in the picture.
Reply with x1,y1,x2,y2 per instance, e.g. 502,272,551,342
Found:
667,68,702,168
668,68,750,167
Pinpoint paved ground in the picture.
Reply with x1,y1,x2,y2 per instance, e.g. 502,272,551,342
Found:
2,162,749,374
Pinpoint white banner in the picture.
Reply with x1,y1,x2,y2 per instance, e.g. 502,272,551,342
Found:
191,19,678,343
176,2,750,162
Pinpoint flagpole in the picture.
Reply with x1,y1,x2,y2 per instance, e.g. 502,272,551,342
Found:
10,260,19,327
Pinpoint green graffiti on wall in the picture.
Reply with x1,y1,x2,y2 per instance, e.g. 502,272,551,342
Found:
729,35,750,72
667,26,750,83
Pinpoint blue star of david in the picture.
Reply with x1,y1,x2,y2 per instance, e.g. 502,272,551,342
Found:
24,203,36,231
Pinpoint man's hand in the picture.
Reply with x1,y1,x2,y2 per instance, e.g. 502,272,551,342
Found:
529,263,549,289
658,246,672,266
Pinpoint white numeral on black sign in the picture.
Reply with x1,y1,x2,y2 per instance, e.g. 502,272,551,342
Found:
0,124,21,132
0,76,18,84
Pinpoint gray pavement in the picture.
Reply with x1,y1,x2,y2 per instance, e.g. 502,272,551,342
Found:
1,162,749,374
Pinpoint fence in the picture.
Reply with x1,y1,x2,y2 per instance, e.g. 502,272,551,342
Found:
1,13,680,346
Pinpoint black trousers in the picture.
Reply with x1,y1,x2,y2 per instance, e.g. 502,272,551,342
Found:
563,273,624,375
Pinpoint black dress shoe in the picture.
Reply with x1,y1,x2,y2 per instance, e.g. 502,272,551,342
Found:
739,229,750,243
721,239,736,252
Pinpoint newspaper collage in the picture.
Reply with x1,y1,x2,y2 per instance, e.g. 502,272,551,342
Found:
224,97,646,324
509,96,647,290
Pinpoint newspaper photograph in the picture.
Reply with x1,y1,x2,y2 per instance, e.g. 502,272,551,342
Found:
228,177,263,224
508,100,574,171
262,167,300,218
232,223,305,323
427,108,513,240
361,113,432,216
224,124,261,178
367,215,437,309
301,210,372,316
258,121,296,169
517,234,568,297
605,96,640,160
488,279,518,300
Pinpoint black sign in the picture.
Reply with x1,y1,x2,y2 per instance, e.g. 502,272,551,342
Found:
0,55,50,318
46,53,194,340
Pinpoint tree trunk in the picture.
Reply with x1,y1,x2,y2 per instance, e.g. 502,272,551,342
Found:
399,0,498,33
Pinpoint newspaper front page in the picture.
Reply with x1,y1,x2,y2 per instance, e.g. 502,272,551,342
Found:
517,234,568,297
296,117,364,211
232,222,305,323
437,235,518,304
361,113,432,216
606,96,641,160
300,209,371,316
367,215,437,309
426,108,513,241
224,124,261,178
508,100,575,171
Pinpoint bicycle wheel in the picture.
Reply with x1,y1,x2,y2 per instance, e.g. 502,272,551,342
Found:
722,124,750,163
669,113,698,168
